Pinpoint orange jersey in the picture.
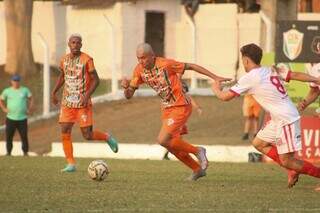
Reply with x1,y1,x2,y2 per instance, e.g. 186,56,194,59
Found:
130,57,191,108
59,52,95,108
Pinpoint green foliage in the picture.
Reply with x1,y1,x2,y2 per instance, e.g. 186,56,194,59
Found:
0,157,319,212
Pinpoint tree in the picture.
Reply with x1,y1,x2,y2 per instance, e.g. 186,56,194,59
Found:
4,0,37,76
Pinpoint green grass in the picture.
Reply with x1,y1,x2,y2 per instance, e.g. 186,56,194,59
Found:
0,157,319,212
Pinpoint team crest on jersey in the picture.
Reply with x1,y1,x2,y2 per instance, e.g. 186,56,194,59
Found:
283,28,304,60
167,118,174,126
81,114,87,122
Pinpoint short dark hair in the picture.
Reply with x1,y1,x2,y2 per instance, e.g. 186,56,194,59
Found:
240,43,263,65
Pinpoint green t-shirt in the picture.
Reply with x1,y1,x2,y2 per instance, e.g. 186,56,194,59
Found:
0,86,32,120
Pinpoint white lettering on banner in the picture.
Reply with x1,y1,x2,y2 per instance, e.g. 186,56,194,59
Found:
315,130,319,147
303,129,313,146
306,147,312,158
303,129,320,147
315,148,320,157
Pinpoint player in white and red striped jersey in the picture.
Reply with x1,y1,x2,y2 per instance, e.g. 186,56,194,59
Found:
298,62,320,192
211,43,320,188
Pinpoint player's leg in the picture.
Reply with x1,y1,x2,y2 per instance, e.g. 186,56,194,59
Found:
59,106,76,172
252,121,300,188
277,121,320,179
60,122,76,172
16,119,29,156
252,103,261,136
78,106,118,153
159,105,208,173
242,96,251,140
5,118,16,156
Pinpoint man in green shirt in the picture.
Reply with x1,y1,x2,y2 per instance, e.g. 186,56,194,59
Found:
0,74,33,156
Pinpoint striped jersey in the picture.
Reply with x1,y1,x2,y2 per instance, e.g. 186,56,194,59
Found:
130,57,190,108
59,52,95,108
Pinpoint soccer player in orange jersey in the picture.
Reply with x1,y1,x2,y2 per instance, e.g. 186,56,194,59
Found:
51,34,118,172
121,43,230,180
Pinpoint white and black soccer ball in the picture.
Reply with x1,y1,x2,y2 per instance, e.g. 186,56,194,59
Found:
88,160,109,181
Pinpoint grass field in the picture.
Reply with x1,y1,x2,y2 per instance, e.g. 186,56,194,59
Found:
1,157,320,212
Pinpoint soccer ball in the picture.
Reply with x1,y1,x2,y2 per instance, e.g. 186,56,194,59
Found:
88,160,109,181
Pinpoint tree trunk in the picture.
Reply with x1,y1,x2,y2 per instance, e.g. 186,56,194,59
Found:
4,0,37,76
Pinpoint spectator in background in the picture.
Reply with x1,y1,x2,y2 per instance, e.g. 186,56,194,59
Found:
0,74,33,156
241,94,261,140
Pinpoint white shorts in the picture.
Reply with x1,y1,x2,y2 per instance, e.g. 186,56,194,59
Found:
257,119,302,154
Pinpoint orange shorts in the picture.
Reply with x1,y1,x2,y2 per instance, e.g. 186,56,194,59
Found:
242,95,261,118
59,105,93,127
161,104,192,137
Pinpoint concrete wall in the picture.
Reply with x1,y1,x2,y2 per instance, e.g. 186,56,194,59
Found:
65,3,122,79
0,1,319,80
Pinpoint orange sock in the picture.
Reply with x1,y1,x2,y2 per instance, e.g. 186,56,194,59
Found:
92,130,109,141
168,137,198,155
61,133,75,165
169,148,200,172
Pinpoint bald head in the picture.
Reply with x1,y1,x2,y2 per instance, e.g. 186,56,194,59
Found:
136,43,154,55
136,43,156,69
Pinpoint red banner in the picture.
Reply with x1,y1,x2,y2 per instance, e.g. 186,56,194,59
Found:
296,116,320,162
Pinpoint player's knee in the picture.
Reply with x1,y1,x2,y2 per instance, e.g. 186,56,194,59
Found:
157,136,171,147
82,132,92,140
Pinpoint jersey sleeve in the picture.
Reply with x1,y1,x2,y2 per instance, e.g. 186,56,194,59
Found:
167,59,185,74
276,64,291,82
129,65,144,89
86,58,95,73
230,71,259,96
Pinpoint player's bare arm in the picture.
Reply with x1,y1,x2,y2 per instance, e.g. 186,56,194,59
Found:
211,80,237,101
51,71,65,106
184,63,231,82
190,97,202,115
121,77,136,99
82,70,100,106
274,66,320,84
298,87,320,112
27,96,34,115
289,72,320,84
0,98,8,113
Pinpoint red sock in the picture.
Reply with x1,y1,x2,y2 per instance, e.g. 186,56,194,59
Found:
167,137,198,155
265,146,282,164
168,148,200,172
92,131,109,141
61,133,75,165
300,161,320,178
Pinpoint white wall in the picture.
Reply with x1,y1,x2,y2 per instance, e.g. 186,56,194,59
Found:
65,3,122,79
237,13,261,78
1,1,319,80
